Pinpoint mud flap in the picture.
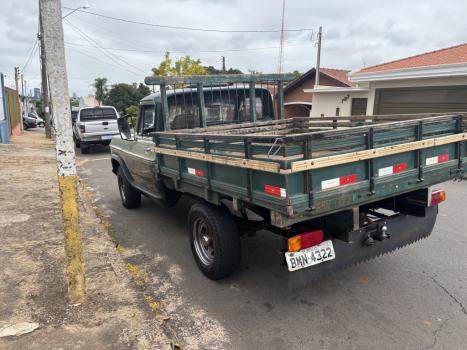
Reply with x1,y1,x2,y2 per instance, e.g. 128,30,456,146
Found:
288,206,438,289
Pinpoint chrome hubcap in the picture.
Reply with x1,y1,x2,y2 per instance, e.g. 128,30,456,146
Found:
193,217,215,266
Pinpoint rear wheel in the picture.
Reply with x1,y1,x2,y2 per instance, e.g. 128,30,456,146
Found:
80,144,90,154
189,202,241,280
23,123,29,130
117,167,141,209
74,135,80,148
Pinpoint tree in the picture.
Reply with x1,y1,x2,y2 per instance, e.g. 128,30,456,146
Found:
137,83,151,99
104,83,151,114
93,77,108,105
152,51,173,76
152,52,207,77
125,105,139,127
291,70,302,78
204,66,243,75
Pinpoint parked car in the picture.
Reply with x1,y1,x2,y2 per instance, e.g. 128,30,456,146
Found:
23,114,37,130
28,112,44,127
72,106,120,154
110,74,462,286
71,110,78,125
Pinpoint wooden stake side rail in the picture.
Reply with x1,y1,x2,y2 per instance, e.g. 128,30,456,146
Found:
290,132,467,172
150,131,467,174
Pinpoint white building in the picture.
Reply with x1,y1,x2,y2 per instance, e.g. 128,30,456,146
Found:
306,43,467,117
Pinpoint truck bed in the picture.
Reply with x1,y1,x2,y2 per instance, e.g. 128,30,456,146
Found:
151,114,466,228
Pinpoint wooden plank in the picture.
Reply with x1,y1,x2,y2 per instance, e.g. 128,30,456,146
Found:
290,132,467,172
149,147,282,173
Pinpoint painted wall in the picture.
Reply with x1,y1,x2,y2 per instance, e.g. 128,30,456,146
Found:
0,73,9,143
310,76,467,118
310,89,369,118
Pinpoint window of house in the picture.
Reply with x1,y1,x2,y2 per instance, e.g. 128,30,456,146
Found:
351,98,368,116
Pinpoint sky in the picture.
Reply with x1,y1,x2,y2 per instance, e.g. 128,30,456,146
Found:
1,0,467,97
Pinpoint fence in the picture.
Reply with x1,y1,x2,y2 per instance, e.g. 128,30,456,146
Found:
5,87,22,136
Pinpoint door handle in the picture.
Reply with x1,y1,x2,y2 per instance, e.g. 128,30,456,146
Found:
145,147,151,152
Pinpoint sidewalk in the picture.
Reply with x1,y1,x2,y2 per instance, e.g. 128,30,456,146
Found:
0,130,171,349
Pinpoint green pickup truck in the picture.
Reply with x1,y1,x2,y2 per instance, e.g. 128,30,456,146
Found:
110,74,466,287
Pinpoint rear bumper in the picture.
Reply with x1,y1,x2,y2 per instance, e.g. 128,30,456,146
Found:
80,133,118,143
288,206,438,288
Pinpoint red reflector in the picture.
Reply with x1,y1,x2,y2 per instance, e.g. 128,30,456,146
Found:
195,169,204,176
300,230,324,250
438,154,449,163
264,185,286,198
393,163,407,173
339,174,357,186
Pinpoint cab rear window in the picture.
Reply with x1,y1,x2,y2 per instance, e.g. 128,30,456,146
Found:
80,108,117,121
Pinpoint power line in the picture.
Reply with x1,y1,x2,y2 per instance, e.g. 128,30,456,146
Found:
62,6,314,33
21,39,39,71
64,20,145,76
64,40,311,54
67,45,143,77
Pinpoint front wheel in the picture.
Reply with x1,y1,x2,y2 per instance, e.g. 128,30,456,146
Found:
189,202,241,280
117,167,141,209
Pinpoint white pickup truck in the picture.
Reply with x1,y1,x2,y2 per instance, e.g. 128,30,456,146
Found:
73,106,119,154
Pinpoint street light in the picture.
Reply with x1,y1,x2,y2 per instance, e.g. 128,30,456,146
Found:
62,5,91,19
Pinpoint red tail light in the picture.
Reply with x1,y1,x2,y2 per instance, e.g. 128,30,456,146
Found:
430,190,446,206
79,124,86,133
288,230,324,252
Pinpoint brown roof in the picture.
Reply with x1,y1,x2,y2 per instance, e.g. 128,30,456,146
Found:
355,43,467,74
319,68,353,86
284,67,352,93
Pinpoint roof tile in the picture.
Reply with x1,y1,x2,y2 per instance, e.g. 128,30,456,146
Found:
355,43,467,74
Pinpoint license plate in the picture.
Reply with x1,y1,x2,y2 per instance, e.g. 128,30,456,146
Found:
101,135,114,140
285,240,335,272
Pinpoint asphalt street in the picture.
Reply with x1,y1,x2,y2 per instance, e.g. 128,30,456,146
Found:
77,146,467,350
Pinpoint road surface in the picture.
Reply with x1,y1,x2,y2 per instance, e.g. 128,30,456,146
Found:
77,146,467,350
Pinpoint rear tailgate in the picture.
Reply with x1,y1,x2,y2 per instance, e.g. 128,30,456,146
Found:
83,119,118,134
79,107,118,134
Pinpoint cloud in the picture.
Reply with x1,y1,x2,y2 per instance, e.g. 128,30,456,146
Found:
0,0,466,96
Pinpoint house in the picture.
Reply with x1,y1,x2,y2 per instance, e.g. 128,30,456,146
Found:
283,67,353,118
306,43,467,117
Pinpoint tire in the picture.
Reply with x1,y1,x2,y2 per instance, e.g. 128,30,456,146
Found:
117,167,141,209
189,202,241,280
80,144,90,154
74,136,81,148
23,123,29,130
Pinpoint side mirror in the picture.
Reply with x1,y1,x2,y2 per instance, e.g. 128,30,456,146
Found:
117,117,135,141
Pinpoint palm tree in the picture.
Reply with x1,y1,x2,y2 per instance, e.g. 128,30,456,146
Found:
93,77,108,106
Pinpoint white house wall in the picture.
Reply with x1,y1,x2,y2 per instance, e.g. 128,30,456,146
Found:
310,75,467,118
310,90,369,118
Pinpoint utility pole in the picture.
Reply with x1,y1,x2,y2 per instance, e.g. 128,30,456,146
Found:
14,67,19,92
14,67,23,132
221,56,226,73
21,73,25,116
277,0,286,73
315,26,322,87
38,10,52,138
39,0,86,304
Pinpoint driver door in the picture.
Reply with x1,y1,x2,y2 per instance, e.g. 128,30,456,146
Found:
126,104,158,192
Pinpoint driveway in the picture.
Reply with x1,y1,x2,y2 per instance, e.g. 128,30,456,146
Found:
77,147,467,350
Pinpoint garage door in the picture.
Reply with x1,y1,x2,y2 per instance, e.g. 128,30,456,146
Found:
374,85,467,115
